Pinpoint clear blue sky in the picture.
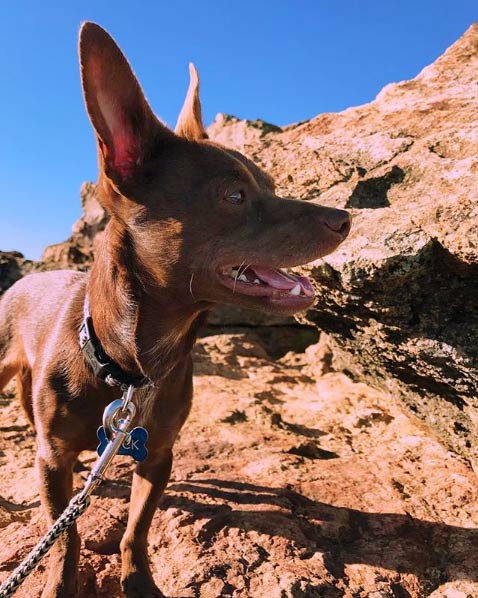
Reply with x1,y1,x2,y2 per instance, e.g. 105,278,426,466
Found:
0,1,476,260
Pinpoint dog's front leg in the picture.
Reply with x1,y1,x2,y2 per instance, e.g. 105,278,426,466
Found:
36,450,80,598
120,447,173,598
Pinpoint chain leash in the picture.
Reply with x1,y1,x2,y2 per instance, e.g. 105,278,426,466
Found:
0,385,138,598
0,494,90,598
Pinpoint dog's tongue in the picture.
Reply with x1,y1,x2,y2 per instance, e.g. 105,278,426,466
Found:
250,266,314,297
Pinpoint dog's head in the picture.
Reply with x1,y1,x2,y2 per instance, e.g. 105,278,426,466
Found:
79,22,350,315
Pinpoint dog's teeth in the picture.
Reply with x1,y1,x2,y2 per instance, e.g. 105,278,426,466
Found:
253,278,261,284
290,284,301,296
238,274,248,282
229,269,238,278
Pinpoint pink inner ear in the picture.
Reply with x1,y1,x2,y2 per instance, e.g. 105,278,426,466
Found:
95,86,141,180
113,130,139,179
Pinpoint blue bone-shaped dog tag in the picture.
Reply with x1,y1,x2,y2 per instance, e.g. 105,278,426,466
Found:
97,425,148,461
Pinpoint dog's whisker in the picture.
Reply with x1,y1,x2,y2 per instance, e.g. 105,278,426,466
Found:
189,273,195,299
243,263,252,276
233,260,246,294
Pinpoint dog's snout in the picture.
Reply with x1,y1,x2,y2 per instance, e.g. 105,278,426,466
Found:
323,209,351,239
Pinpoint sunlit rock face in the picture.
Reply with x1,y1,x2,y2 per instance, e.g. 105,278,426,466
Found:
209,25,478,458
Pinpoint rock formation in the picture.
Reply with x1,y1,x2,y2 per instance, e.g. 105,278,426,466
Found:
41,182,108,269
0,252,40,295
209,24,478,460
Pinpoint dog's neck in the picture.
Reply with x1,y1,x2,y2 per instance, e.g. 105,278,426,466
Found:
87,218,206,383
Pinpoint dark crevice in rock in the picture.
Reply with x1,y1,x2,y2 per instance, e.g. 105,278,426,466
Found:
0,255,24,294
306,238,478,456
287,442,339,460
202,324,319,359
346,165,405,209
321,158,361,193
391,364,467,408
428,143,447,159
0,252,40,295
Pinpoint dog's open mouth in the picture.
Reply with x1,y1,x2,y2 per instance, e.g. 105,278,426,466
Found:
217,265,315,302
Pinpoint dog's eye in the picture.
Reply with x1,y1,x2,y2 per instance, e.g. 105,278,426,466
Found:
225,190,244,204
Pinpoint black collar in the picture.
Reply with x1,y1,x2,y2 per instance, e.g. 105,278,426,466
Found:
79,296,152,389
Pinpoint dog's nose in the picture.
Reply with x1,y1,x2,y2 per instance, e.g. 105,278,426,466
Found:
323,209,351,239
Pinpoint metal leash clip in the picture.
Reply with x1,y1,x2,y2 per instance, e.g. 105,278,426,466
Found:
96,385,148,463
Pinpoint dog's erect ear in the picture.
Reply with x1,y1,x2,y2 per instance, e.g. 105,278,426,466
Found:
79,22,172,182
175,63,208,141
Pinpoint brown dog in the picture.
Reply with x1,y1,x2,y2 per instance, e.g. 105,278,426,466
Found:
0,22,350,598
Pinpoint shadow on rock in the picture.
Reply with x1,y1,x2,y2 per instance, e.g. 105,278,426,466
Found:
165,478,478,592
309,238,478,459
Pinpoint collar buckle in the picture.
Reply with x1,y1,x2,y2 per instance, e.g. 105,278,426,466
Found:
79,317,117,381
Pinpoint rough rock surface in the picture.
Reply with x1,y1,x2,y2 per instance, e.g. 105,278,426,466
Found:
0,252,42,295
208,25,478,460
41,182,108,269
1,334,478,598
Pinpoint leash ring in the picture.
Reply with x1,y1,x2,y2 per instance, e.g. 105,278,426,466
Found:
102,399,136,440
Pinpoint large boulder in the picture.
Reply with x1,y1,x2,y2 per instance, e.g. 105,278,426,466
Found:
208,25,478,459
